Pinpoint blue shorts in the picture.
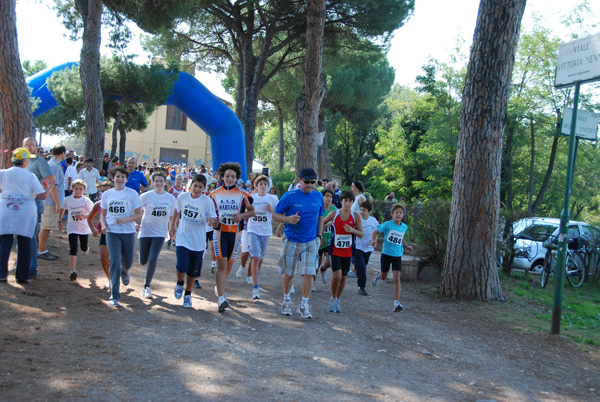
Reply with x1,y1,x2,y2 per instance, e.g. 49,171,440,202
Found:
214,231,241,262
247,232,270,259
175,246,204,277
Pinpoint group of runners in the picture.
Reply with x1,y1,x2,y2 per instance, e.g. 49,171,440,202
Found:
1,144,413,316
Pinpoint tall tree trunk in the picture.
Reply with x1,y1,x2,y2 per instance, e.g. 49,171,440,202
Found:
295,0,326,172
111,110,122,158
501,121,515,210
0,0,35,168
318,110,331,180
440,0,526,301
527,115,535,212
76,0,105,170
277,104,285,172
118,126,126,166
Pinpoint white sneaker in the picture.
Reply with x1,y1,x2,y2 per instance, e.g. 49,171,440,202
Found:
142,287,153,299
104,281,111,290
235,266,244,278
281,300,292,316
246,276,253,285
321,269,328,284
297,303,313,319
290,284,295,294
312,283,317,292
252,288,260,300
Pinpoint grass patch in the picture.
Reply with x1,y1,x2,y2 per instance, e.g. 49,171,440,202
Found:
498,272,600,346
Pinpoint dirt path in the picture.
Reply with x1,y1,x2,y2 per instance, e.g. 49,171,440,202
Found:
1,233,598,401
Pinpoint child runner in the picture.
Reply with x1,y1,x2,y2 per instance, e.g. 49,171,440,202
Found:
317,188,336,286
210,162,254,312
370,203,413,311
100,167,143,307
167,174,186,249
322,190,363,313
87,179,114,289
246,175,278,300
138,172,176,299
169,174,217,309
354,201,378,296
60,179,94,281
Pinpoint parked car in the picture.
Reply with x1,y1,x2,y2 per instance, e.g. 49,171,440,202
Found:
510,217,595,274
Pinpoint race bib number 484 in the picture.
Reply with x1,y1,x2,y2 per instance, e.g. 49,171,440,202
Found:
386,230,404,246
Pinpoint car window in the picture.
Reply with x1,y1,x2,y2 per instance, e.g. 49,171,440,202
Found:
568,225,580,238
517,224,557,242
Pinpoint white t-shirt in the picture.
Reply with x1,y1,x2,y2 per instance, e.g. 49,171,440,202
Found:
175,192,217,252
247,194,278,236
61,195,94,235
64,165,79,191
356,216,379,253
351,193,367,216
100,187,142,234
0,167,45,238
139,191,176,239
78,167,101,195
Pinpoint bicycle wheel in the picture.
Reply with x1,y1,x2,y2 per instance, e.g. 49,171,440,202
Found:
566,252,586,288
541,251,553,288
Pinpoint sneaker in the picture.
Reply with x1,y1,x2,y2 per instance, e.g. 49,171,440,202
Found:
358,287,368,296
183,294,192,309
290,284,295,294
211,266,217,275
69,271,77,281
47,251,59,259
281,300,293,316
347,270,357,278
166,239,171,249
394,301,404,312
335,299,341,313
108,299,118,307
252,288,260,300
121,269,130,286
312,283,317,292
194,279,202,289
174,284,184,299
321,269,328,284
143,287,153,299
235,266,244,278
297,303,313,319
104,281,111,290
38,252,57,261
83,249,89,255
372,272,380,287
218,296,229,313
246,276,253,285
328,297,335,312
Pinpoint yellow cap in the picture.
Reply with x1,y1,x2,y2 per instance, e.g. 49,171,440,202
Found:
12,147,37,160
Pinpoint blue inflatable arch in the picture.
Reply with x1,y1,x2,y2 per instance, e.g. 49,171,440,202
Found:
26,62,247,179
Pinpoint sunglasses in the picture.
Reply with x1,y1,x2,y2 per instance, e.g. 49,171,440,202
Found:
302,179,316,184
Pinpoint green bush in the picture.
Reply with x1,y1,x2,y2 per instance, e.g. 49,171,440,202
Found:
270,171,296,196
414,199,451,270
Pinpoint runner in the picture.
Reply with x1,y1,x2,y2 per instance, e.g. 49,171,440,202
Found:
246,175,278,300
210,162,254,312
322,190,363,313
354,201,378,295
100,166,143,307
87,179,115,289
273,168,324,319
60,179,94,281
138,172,176,300
170,174,217,309
317,188,336,286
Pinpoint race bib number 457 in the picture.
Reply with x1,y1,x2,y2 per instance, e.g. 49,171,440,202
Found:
386,230,404,246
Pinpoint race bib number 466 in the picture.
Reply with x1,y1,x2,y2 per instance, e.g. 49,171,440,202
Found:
386,230,404,246
107,200,127,216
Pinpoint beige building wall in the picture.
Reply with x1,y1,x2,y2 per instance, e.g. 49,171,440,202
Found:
104,105,213,167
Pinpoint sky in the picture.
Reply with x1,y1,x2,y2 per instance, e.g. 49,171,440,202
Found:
16,0,599,91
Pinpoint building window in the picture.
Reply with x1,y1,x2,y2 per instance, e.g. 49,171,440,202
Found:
166,106,187,131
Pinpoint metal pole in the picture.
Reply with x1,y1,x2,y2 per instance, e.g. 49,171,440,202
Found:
551,82,580,335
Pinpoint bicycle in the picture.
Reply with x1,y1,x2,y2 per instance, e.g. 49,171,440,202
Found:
541,236,586,288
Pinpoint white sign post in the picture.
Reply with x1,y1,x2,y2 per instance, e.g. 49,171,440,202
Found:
561,107,600,141
555,32,600,88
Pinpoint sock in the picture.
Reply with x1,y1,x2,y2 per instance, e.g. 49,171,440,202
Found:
211,261,216,268
177,280,184,286
184,290,191,296
302,297,309,306
253,285,259,290
144,284,150,289
284,292,291,301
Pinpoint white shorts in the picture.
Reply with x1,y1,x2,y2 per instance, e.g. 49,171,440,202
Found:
241,229,249,253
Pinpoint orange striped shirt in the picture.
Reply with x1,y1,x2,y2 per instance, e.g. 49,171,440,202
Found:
210,185,253,233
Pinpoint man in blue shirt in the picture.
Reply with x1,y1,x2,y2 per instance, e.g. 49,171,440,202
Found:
125,157,148,194
274,168,324,319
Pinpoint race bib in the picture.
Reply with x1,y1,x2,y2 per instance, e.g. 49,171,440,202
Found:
220,211,236,226
252,211,268,223
150,203,169,218
386,230,404,246
107,200,127,216
70,209,84,221
182,204,200,223
334,234,352,249
324,224,333,234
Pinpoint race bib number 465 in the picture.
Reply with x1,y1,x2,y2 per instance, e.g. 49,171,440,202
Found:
386,230,404,246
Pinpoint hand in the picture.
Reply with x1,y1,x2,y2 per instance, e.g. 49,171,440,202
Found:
169,231,176,242
55,205,61,214
266,204,274,212
232,214,242,223
115,218,124,225
276,228,283,238
343,224,354,233
406,245,414,251
41,179,52,191
58,221,64,231
92,229,99,237
288,212,300,225
135,223,140,232
371,239,377,248
101,226,107,235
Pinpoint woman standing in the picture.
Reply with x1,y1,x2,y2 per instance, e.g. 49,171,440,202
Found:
100,166,143,307
350,180,367,216
0,148,52,284
138,172,176,299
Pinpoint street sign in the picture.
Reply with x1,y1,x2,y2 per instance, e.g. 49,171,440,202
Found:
555,32,600,88
561,107,600,140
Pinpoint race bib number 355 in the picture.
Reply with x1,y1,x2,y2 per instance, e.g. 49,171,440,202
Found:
386,230,404,246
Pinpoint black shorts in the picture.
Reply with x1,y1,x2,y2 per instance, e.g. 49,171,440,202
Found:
206,230,214,243
69,233,88,256
331,254,352,275
99,233,107,246
380,254,402,272
318,247,328,257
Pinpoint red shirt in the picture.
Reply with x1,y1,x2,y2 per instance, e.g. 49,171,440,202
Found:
332,210,355,258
